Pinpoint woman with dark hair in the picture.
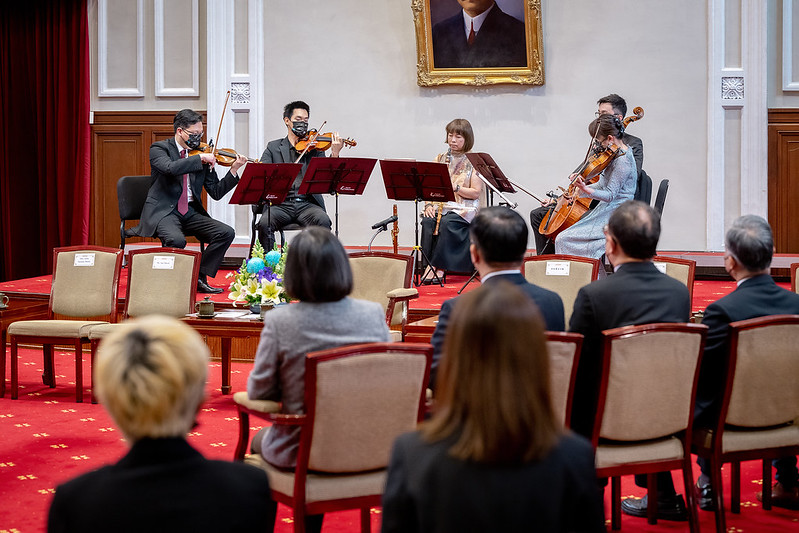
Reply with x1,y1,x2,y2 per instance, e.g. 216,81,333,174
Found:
382,281,605,532
555,113,637,259
420,118,483,277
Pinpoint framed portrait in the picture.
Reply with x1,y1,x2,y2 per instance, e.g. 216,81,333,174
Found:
413,0,544,86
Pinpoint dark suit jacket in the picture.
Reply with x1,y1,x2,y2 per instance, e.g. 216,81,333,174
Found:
568,261,691,436
624,133,643,175
429,272,565,389
382,431,605,533
48,437,274,533
259,137,326,210
432,5,526,68
695,274,799,425
135,139,240,237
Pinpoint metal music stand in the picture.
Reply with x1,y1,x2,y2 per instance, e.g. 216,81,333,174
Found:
230,162,301,254
378,159,455,287
298,157,378,236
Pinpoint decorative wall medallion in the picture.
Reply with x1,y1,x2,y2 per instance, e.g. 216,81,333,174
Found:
721,77,744,99
230,82,250,104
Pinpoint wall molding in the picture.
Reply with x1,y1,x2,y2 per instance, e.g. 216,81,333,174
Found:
154,0,200,97
784,0,799,91
97,0,144,97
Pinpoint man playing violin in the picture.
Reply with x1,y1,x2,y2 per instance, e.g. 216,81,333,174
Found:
256,101,343,251
530,93,644,255
135,109,247,294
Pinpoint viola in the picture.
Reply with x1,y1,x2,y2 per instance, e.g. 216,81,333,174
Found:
294,129,357,152
188,142,258,166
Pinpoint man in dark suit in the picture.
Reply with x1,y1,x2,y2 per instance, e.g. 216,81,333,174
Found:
568,200,691,521
256,101,342,252
531,94,646,255
429,206,565,390
135,109,246,293
47,316,275,533
632,215,799,514
432,0,527,68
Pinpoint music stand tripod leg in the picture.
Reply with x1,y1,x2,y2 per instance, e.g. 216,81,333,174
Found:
457,269,479,294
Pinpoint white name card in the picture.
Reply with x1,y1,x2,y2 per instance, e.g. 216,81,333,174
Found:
545,261,571,276
152,256,176,270
653,262,668,274
73,253,95,267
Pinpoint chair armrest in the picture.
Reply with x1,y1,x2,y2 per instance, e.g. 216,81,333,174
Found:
233,391,281,414
232,391,305,460
387,288,418,301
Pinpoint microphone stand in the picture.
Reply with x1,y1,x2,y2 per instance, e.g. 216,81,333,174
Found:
367,225,389,252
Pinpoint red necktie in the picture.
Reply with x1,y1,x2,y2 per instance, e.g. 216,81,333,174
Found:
178,149,189,215
467,21,476,46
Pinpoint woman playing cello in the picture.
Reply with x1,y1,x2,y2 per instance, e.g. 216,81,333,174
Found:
555,114,637,259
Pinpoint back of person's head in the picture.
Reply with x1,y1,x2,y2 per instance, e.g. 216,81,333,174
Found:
283,100,310,119
588,113,625,141
607,200,660,259
725,214,773,271
597,93,627,117
283,227,353,302
469,206,528,265
95,316,209,442
422,281,559,463
173,109,203,132
444,118,474,152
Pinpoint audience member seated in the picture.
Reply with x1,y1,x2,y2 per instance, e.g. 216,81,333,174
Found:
47,316,275,533
247,226,391,533
382,281,605,532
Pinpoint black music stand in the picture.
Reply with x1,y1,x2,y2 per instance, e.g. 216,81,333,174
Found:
230,162,301,254
379,160,455,287
298,157,377,236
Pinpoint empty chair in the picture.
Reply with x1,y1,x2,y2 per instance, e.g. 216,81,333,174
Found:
653,179,669,215
522,254,600,324
6,246,123,402
546,331,583,427
791,262,798,294
652,255,696,300
117,175,155,256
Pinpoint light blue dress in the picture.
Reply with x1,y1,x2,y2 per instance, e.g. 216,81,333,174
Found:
555,147,637,259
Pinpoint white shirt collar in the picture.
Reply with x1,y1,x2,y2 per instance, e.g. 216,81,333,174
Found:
462,2,494,38
481,268,520,283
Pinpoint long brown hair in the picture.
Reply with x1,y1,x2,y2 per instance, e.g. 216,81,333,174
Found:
421,281,560,463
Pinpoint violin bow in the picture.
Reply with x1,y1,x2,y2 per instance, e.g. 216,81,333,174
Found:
211,90,231,149
294,120,326,164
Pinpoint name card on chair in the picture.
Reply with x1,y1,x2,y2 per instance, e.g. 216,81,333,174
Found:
545,261,570,276
653,262,668,274
74,253,95,267
152,256,175,270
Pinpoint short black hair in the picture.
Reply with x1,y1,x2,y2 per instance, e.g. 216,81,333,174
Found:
607,200,660,259
469,207,528,264
283,227,352,302
173,109,203,133
597,94,627,117
725,215,773,271
283,101,310,120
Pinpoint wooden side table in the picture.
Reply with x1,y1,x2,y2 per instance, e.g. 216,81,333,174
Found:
404,315,439,344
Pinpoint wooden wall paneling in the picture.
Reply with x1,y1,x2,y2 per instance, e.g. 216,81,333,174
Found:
768,109,799,253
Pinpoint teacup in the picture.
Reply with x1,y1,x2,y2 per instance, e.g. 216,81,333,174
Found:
195,296,215,317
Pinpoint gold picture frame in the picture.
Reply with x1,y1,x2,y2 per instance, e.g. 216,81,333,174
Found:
413,0,544,87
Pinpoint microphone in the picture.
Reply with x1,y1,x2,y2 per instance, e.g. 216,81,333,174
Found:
371,215,398,230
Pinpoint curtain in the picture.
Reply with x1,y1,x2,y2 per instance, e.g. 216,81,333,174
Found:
0,1,90,282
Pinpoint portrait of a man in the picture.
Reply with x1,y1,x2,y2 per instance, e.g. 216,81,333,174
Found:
431,0,527,69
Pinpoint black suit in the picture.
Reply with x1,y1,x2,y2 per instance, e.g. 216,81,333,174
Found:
432,4,526,69
136,138,240,277
568,261,691,438
256,137,331,251
382,431,605,533
429,272,565,389
48,438,275,533
694,274,799,487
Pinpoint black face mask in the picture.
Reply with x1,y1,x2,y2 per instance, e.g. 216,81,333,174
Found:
185,132,203,150
291,121,308,138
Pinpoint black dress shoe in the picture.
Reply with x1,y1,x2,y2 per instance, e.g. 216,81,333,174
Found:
197,279,223,294
695,480,716,511
620,494,688,521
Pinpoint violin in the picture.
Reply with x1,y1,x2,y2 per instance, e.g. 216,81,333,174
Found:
294,129,357,152
188,142,258,166
538,107,644,239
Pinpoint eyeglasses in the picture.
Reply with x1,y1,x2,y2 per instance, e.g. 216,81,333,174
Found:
181,128,203,136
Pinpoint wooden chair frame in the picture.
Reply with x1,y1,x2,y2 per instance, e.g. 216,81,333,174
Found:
692,314,799,533
593,322,708,531
545,330,583,427
653,255,697,301
234,342,432,533
522,254,601,323
8,246,123,403
790,262,798,293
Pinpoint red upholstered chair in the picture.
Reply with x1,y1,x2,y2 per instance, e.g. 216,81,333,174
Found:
6,246,123,403
592,322,708,531
233,342,432,533
692,314,799,533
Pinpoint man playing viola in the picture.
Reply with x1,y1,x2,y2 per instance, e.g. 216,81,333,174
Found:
256,101,343,251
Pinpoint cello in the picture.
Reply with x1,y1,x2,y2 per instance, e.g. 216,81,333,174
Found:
538,107,644,239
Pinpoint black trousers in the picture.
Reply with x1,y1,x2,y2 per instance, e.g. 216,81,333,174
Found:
256,199,331,251
530,206,556,255
154,204,234,278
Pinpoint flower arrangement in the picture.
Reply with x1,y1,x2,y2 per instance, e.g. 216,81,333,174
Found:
226,241,289,306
